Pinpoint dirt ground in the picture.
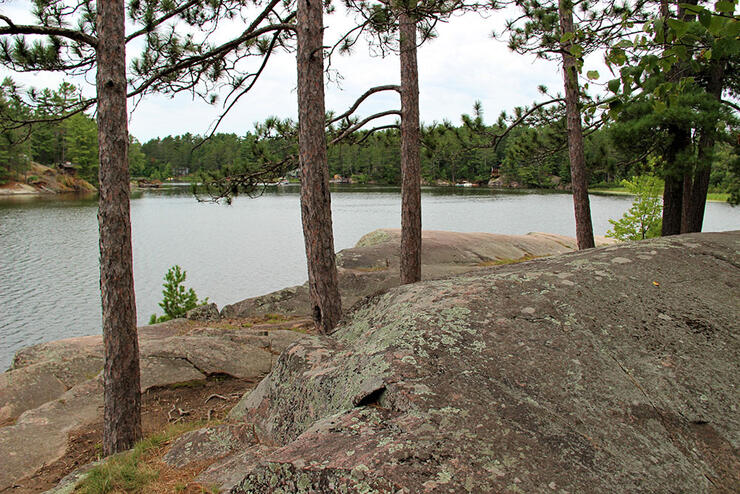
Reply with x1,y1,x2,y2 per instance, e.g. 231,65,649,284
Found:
2,377,256,493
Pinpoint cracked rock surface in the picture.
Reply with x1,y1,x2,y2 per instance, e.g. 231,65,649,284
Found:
0,318,306,491
209,232,739,493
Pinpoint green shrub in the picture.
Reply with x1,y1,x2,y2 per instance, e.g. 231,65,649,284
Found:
606,175,663,241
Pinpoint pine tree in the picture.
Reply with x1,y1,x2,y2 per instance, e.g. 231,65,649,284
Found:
0,0,295,452
504,0,640,248
603,0,739,234
296,0,343,331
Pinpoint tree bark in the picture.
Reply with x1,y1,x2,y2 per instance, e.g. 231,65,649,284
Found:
558,0,595,250
296,0,342,332
399,11,422,283
661,125,690,236
661,0,697,236
681,60,725,233
96,0,141,455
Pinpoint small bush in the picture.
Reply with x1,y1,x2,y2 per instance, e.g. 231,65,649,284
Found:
149,265,207,324
606,175,663,241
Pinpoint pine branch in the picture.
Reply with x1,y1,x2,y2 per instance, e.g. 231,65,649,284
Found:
195,157,293,203
0,16,97,47
489,97,564,151
721,99,740,113
128,21,296,99
329,110,402,145
198,32,282,146
328,85,401,125
355,124,400,145
126,0,203,42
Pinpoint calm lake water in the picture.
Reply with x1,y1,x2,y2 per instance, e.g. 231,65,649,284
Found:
1,185,738,369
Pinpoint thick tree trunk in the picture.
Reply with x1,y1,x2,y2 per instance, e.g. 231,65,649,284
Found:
662,0,700,235
662,173,684,235
682,162,711,232
296,0,342,332
681,173,693,231
661,126,690,236
96,0,141,455
558,0,595,250
681,60,725,233
399,11,422,284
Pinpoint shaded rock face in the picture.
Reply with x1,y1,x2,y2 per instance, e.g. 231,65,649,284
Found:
221,229,615,319
187,302,221,322
162,424,256,469
226,232,739,493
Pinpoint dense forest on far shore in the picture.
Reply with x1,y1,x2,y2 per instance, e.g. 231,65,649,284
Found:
2,80,738,194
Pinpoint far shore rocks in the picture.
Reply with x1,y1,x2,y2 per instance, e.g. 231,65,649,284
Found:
0,163,96,196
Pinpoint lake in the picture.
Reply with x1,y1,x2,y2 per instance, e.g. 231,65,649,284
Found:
1,185,738,369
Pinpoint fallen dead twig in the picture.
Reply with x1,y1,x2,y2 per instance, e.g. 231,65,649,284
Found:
205,393,228,404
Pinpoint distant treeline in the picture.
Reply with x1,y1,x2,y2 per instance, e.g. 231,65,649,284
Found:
2,81,736,192
133,122,737,192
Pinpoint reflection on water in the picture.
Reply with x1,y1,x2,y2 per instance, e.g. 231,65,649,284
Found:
1,185,737,369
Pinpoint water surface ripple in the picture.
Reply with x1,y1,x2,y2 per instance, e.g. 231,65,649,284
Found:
1,185,737,369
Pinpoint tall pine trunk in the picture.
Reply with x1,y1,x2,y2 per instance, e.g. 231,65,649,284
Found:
296,0,342,332
681,60,725,233
558,0,595,250
662,126,690,236
96,0,142,455
661,0,696,236
399,11,422,284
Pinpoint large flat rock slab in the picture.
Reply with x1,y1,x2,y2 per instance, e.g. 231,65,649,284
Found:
221,229,615,319
0,379,102,491
223,232,739,493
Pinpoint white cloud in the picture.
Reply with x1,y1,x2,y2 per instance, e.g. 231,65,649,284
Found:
1,2,608,141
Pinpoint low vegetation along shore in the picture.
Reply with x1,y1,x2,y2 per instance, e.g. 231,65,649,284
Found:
589,184,730,202
1,164,732,205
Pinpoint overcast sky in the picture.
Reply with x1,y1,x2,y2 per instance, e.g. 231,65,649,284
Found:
0,2,603,142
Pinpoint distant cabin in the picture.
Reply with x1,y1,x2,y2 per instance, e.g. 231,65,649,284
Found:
57,162,81,176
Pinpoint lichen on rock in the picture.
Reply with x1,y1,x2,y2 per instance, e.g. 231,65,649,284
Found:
221,232,739,493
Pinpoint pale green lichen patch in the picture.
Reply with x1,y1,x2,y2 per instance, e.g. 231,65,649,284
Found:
354,229,393,248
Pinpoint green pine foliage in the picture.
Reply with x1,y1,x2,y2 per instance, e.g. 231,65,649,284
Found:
1,80,736,195
1,80,100,183
149,265,206,324
0,78,32,183
606,175,664,241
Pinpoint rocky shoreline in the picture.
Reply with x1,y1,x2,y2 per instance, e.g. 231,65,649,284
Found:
2,230,738,493
0,163,96,197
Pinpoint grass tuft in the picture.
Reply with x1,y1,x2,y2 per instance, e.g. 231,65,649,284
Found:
74,422,208,494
